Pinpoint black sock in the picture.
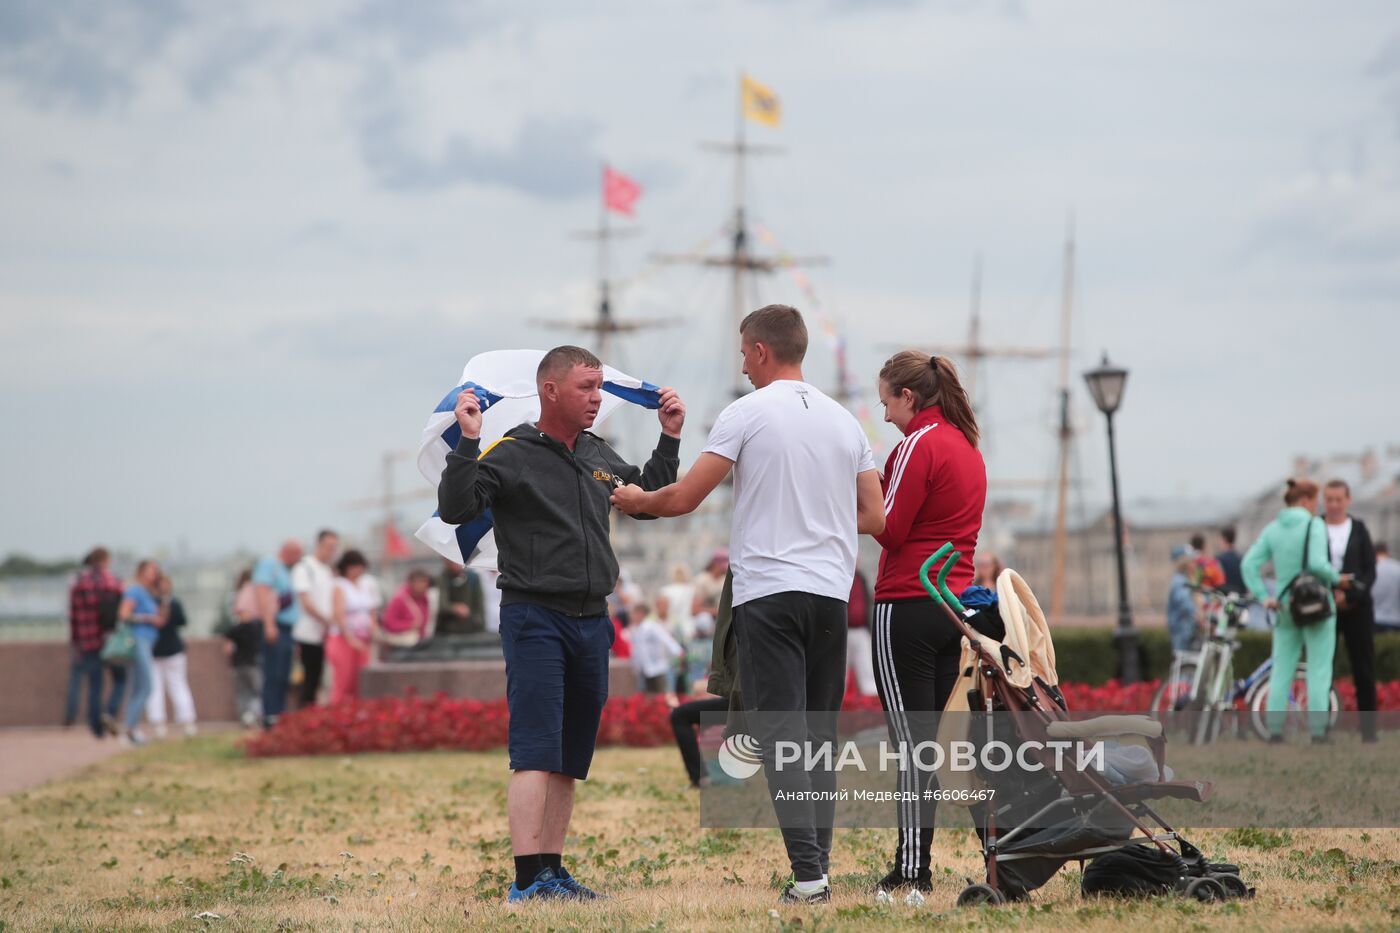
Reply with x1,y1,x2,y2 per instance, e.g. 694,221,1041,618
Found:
514,854,544,889
541,853,563,873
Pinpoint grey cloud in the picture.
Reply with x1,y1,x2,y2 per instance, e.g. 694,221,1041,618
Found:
0,0,276,110
769,0,1024,15
356,81,600,198
182,22,278,102
0,0,186,110
261,307,470,367
1365,33,1400,77
349,0,521,58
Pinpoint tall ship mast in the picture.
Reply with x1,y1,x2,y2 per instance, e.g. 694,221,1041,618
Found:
658,73,825,404
534,164,672,368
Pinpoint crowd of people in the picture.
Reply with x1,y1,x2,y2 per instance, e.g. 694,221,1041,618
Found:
1164,479,1399,743
603,554,725,696
226,534,500,727
61,305,1396,906
66,532,499,737
64,549,196,744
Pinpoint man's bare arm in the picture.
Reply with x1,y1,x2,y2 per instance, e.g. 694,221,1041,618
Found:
611,453,733,518
856,469,886,536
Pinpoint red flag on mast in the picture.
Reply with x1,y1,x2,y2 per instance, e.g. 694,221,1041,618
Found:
603,165,642,216
383,523,412,561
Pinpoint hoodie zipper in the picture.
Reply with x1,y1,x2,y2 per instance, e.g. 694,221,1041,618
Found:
538,429,595,616
577,451,591,616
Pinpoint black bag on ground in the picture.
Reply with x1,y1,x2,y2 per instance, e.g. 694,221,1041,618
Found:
1282,518,1331,627
1081,845,1184,898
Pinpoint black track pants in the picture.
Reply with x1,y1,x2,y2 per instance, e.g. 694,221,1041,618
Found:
872,598,962,879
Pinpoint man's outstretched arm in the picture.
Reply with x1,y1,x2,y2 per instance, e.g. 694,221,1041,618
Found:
611,452,733,518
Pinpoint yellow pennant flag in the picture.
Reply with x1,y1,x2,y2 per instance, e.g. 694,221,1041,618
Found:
742,74,781,127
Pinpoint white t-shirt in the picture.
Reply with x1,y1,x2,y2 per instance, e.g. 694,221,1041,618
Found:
703,380,877,607
334,576,381,641
290,556,335,645
1326,518,1352,574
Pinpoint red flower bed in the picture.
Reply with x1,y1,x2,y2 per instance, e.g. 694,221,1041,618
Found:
244,693,511,758
244,679,1400,758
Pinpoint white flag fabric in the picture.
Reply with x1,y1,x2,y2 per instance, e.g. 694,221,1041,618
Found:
414,349,662,569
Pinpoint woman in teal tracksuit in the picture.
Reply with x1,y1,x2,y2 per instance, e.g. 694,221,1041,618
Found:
1242,479,1340,741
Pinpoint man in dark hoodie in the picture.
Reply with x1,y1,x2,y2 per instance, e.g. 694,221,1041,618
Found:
438,345,685,902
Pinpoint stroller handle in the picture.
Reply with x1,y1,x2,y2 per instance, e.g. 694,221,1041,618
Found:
938,551,969,614
918,544,954,604
919,544,970,613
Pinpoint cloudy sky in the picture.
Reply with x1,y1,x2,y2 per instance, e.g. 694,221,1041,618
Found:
2,0,1398,559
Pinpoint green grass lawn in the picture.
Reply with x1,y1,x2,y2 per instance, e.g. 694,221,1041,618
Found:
2,735,1399,931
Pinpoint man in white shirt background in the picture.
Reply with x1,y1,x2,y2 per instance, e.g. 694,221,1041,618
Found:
613,304,885,904
290,529,339,708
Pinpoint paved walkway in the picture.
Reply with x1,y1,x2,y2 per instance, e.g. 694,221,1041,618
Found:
0,728,130,796
0,723,246,796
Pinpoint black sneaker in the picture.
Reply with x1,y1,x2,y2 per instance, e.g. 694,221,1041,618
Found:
875,868,933,893
779,877,831,903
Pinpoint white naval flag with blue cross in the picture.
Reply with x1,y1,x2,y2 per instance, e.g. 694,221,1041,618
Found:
415,349,662,569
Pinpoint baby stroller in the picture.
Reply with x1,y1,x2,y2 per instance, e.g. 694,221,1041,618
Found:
919,544,1252,907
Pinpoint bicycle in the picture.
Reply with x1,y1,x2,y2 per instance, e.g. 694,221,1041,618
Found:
1150,588,1340,742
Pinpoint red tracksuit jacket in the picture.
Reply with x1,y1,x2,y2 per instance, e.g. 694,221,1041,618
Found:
874,405,987,601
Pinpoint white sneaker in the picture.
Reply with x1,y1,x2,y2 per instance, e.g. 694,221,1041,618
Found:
182,723,198,738
122,730,148,747
152,724,168,739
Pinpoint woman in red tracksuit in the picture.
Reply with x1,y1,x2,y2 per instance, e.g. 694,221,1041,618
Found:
871,351,987,893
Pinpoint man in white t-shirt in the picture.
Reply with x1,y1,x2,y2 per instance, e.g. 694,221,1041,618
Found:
613,304,884,904
290,529,338,707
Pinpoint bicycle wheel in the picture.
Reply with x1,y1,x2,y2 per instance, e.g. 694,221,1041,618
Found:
1189,651,1226,745
1248,670,1343,741
1151,664,1198,715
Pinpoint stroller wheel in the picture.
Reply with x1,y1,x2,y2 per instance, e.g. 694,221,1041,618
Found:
1210,873,1250,899
956,883,1005,907
1183,876,1227,902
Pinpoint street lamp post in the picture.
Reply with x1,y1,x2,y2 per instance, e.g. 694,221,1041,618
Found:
1083,353,1139,683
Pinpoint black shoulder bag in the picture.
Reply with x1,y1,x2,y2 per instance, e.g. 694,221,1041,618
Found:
1281,518,1332,627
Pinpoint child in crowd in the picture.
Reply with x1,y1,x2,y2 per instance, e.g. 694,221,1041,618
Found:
224,569,264,728
630,600,683,694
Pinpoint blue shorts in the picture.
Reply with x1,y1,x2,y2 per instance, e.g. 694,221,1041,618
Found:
499,603,614,780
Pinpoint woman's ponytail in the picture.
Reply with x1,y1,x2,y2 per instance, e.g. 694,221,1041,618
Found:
878,351,980,448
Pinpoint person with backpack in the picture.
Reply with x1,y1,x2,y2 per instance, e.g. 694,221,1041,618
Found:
1242,479,1340,742
64,547,123,739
